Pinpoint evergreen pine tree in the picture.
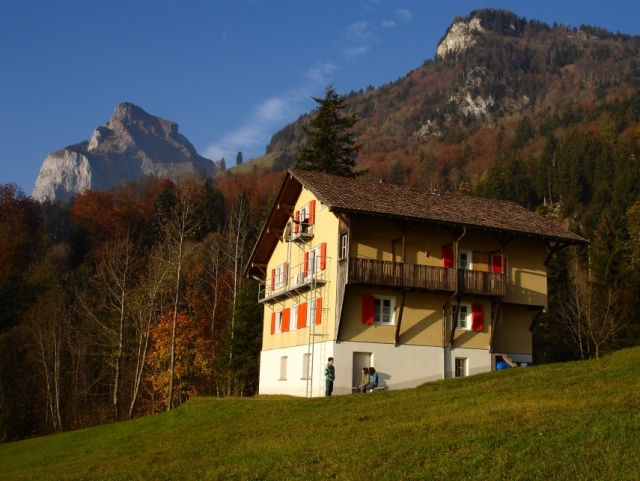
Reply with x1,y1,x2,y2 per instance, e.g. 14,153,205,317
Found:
295,85,363,178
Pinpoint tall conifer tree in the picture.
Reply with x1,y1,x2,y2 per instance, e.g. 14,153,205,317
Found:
295,85,362,177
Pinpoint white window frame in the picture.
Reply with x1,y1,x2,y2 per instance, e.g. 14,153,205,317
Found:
274,263,286,288
299,203,312,233
455,358,468,377
459,249,473,270
306,301,312,327
289,304,298,331
451,303,472,330
306,245,323,279
301,353,311,380
279,356,287,381
275,309,283,334
340,234,348,260
373,295,396,325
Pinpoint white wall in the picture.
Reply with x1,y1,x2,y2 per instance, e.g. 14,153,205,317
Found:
259,342,494,397
259,342,334,397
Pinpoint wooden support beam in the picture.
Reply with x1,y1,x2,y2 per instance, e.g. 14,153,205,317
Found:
529,308,545,332
488,300,503,353
394,290,408,347
544,241,570,267
277,203,295,214
449,295,462,349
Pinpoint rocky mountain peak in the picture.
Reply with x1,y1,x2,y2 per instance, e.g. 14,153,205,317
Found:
436,17,484,58
33,103,216,202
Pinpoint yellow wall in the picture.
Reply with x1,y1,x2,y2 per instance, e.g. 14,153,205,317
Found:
503,238,548,307
492,304,533,354
339,285,494,349
262,191,547,354
262,188,339,351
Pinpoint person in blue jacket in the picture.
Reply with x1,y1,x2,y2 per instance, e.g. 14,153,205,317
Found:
363,367,378,392
496,356,511,370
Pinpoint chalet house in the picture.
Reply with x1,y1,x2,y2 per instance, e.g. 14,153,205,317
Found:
245,169,587,397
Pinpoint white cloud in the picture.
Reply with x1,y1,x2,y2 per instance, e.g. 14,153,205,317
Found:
204,64,336,162
346,22,371,41
381,20,396,28
343,45,370,58
398,9,412,22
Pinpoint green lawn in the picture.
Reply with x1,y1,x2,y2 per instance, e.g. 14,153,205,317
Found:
2,348,640,480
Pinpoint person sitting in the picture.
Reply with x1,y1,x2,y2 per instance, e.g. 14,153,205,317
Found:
354,367,370,393
362,367,378,393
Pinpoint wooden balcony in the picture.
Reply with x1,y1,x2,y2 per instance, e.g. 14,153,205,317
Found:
348,257,506,296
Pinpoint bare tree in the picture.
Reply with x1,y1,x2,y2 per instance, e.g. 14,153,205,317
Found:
556,258,628,359
128,245,171,418
94,235,137,420
163,182,201,409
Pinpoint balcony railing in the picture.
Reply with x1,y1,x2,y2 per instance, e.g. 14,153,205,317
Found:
259,257,330,303
348,257,506,296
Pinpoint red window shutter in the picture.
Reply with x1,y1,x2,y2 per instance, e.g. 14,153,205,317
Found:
442,247,454,268
294,210,300,233
309,200,316,225
283,262,289,286
271,269,276,291
471,304,483,332
304,252,309,277
271,312,276,335
320,243,327,270
362,295,374,324
298,302,307,328
282,308,290,332
315,297,322,325
491,255,503,273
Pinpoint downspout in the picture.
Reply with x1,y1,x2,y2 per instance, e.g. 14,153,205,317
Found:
442,227,467,378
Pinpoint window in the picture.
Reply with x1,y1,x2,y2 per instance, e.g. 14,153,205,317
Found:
294,200,316,234
459,249,473,270
301,353,311,380
455,358,467,377
305,243,327,279
362,295,396,325
452,303,471,330
274,310,283,333
340,234,348,260
279,357,287,381
272,263,288,289
451,303,484,331
289,304,298,331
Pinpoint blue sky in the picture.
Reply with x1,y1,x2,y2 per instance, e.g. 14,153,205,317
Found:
1,1,639,195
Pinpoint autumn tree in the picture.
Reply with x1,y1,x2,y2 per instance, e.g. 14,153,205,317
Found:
295,85,363,177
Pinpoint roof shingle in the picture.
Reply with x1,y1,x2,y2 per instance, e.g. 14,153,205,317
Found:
289,169,587,244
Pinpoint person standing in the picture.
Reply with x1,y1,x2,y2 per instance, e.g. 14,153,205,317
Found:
325,357,335,396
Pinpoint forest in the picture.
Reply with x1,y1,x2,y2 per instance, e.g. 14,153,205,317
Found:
0,170,283,441
3,8,640,442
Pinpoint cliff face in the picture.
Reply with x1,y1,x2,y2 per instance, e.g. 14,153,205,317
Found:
436,17,484,58
33,102,215,202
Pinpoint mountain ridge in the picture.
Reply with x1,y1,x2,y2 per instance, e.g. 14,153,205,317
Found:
32,102,218,202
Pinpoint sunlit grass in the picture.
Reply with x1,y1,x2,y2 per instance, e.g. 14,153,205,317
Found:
2,348,640,479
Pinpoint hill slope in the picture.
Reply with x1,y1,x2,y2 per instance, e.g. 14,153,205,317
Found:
2,347,639,480
267,9,640,199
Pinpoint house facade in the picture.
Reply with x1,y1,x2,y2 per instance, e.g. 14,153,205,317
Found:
245,169,587,397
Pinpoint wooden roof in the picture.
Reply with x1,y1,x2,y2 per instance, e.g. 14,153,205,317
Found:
244,169,587,279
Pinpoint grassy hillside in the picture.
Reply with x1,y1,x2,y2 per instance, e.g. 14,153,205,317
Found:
225,153,275,176
2,348,640,480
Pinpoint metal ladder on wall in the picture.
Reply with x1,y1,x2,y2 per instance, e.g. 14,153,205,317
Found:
305,249,317,398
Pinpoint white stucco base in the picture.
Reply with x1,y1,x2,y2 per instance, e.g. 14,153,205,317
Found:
259,342,494,397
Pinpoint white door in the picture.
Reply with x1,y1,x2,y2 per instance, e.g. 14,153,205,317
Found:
352,352,372,387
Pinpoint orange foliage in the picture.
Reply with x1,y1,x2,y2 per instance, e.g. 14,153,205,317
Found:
146,308,215,411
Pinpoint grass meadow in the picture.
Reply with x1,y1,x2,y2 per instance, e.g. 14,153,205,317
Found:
1,347,639,480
